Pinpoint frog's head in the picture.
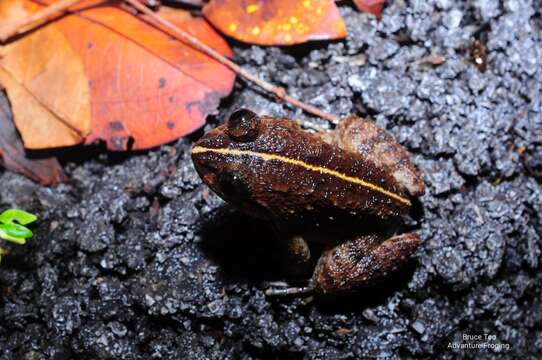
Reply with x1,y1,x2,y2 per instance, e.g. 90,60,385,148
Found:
191,109,271,217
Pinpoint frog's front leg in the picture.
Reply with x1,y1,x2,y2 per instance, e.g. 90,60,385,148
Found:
270,223,312,274
283,234,312,276
312,233,421,295
264,231,314,296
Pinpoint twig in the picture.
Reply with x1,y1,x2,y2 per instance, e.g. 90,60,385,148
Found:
0,0,83,42
124,0,340,125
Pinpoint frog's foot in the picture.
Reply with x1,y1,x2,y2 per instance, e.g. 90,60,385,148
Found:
312,233,421,295
265,281,314,297
331,116,425,197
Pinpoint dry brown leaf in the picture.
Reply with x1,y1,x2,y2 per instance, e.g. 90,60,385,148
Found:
0,0,91,149
0,90,66,184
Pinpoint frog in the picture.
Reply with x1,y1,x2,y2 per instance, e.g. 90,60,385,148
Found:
191,109,425,296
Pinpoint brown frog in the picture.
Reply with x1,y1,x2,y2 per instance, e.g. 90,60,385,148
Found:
192,109,425,296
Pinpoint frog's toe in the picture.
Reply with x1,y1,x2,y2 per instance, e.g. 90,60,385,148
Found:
312,233,421,295
264,283,314,297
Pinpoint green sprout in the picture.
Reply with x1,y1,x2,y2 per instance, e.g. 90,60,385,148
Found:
0,209,37,263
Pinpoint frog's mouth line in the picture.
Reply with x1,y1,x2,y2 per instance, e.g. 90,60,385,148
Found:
192,146,411,206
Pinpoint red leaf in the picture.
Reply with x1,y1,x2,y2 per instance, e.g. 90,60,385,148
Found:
62,4,235,150
353,0,385,17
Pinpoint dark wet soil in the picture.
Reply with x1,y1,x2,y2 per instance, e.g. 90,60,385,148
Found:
1,1,541,359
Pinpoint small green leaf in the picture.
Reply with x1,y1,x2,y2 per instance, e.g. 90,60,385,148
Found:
0,209,37,225
0,223,33,238
0,228,26,245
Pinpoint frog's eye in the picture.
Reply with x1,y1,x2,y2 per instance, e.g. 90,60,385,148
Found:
217,171,250,199
226,108,260,142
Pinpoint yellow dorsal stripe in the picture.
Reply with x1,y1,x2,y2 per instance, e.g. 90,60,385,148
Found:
192,146,411,206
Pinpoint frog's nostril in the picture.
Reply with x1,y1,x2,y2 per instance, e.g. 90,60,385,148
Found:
226,108,260,142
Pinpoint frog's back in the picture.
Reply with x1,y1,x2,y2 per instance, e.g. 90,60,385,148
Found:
232,117,411,221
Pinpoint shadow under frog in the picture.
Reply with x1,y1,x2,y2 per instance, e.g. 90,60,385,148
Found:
199,207,419,310
192,109,425,297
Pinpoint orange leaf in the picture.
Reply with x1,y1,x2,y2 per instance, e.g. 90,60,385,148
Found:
55,4,235,150
203,0,347,45
0,0,235,151
353,0,385,17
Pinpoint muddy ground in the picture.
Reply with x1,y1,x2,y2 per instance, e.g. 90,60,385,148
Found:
1,1,541,359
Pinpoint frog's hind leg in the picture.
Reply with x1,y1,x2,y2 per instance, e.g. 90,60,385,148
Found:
331,116,425,197
312,233,421,295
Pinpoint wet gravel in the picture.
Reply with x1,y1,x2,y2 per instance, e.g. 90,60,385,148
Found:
1,0,541,358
